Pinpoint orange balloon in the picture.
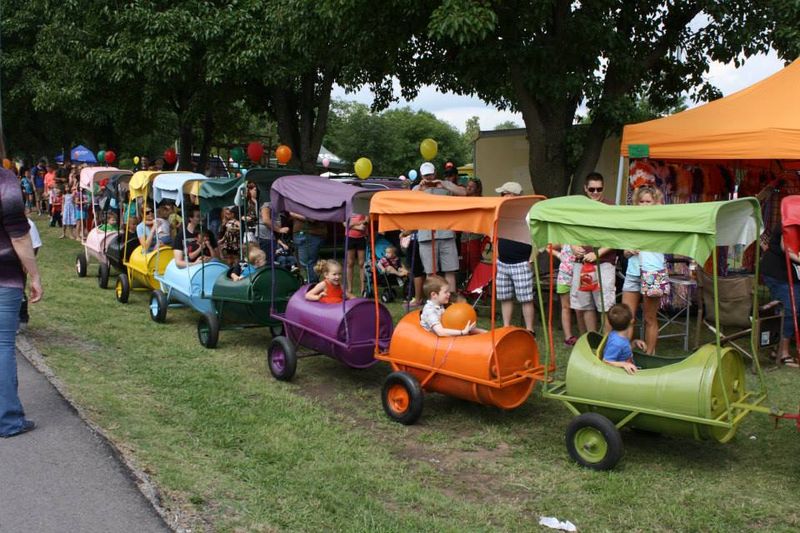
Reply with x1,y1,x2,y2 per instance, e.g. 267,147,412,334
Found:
441,302,478,330
2,159,11,170
276,144,292,165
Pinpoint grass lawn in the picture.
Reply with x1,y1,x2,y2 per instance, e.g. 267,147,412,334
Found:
23,215,800,531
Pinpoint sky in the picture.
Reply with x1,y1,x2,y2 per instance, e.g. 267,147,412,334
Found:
331,50,787,133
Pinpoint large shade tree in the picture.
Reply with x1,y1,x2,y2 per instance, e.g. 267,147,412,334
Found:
418,1,775,196
216,0,428,173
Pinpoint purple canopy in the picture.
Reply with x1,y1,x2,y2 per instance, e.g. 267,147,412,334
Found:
270,175,376,222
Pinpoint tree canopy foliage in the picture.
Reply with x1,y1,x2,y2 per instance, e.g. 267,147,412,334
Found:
1,0,796,193
325,100,470,176
419,0,780,196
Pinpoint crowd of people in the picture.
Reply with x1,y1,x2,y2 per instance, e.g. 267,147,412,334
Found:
6,152,800,438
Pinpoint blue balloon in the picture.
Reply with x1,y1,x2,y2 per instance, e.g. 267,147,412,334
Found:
408,169,418,181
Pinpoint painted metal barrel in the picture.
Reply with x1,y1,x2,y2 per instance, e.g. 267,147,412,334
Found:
84,227,119,263
388,312,539,409
160,259,229,314
127,245,172,290
283,285,393,368
211,267,301,327
566,334,746,442
106,233,140,271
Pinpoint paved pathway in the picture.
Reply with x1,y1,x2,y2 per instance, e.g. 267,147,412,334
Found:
0,350,169,533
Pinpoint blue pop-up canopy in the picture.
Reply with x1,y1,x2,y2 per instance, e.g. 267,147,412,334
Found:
56,145,98,164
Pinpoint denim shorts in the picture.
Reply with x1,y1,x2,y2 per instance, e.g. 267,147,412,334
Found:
622,273,641,293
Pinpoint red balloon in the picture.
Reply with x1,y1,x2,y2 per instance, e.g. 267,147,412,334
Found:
275,144,292,165
104,150,116,164
247,141,265,164
164,147,177,166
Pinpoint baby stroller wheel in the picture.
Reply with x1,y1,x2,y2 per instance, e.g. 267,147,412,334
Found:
380,288,395,303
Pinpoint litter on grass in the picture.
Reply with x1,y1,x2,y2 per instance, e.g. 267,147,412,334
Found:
539,516,577,531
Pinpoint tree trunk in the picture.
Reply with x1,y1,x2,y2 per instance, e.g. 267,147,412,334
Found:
524,120,570,198
512,70,573,198
269,70,334,174
572,118,611,193
198,109,214,175
177,120,193,171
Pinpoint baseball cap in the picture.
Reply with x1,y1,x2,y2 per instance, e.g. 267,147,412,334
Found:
495,181,523,195
420,162,435,176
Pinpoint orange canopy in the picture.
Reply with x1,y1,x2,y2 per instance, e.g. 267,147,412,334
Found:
621,59,800,161
369,191,544,243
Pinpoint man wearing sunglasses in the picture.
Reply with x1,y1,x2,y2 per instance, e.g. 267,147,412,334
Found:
571,172,618,332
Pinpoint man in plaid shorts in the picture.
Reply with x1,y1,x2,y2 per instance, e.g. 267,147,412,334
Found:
495,182,535,334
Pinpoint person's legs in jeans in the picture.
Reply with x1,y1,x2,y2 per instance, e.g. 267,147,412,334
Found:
306,233,324,283
764,275,800,362
296,233,324,283
0,287,30,436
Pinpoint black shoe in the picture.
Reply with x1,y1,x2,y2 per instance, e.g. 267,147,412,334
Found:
2,420,35,438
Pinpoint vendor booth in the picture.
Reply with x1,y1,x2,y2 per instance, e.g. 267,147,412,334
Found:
615,58,800,357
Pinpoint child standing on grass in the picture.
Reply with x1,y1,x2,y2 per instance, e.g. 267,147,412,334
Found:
20,170,35,214
420,275,484,336
74,187,88,240
305,259,350,303
553,244,583,346
50,188,63,228
602,303,648,375
61,185,77,239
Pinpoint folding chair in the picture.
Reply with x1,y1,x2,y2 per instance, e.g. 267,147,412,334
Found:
695,269,783,366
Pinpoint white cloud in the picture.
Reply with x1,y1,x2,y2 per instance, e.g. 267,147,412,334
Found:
704,50,785,99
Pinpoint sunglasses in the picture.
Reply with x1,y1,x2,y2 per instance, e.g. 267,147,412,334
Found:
145,210,153,214
586,187,603,193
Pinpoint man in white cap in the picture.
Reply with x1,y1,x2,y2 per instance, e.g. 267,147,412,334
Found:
413,162,464,289
495,181,535,334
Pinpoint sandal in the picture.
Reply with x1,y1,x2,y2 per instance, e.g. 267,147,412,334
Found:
777,355,800,368
564,336,578,346
405,300,422,310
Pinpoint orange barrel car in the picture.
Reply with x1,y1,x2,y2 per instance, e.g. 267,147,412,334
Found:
368,190,547,424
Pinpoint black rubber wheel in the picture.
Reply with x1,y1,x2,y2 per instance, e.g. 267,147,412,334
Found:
197,312,220,348
267,336,297,381
382,371,424,425
115,274,130,304
97,262,110,289
269,324,284,338
76,253,87,278
565,412,624,471
149,290,168,323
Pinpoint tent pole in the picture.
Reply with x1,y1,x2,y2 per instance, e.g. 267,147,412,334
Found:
614,155,625,205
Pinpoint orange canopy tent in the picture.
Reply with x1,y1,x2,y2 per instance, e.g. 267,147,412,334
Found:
621,59,800,161
616,58,800,203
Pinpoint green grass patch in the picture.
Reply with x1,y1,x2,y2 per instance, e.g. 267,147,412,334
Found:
25,215,800,531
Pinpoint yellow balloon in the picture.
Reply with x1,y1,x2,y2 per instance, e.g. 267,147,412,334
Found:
133,156,140,165
354,157,372,179
420,138,438,161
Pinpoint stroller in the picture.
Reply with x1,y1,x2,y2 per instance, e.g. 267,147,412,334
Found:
364,235,407,303
460,238,493,307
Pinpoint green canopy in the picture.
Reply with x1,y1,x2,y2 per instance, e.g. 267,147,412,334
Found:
529,196,761,264
199,177,243,215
